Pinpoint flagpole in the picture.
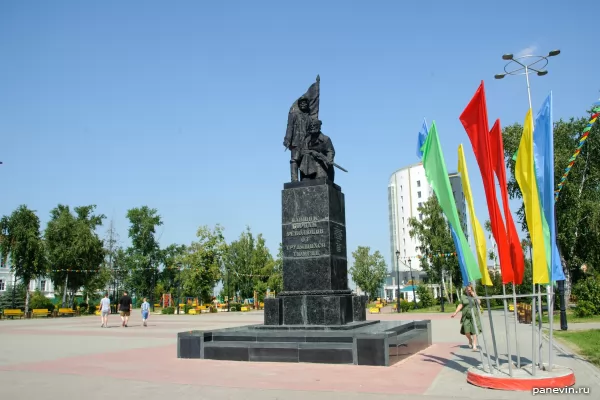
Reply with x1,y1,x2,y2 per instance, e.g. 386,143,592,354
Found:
511,283,521,368
502,284,513,377
548,284,554,371
484,286,499,369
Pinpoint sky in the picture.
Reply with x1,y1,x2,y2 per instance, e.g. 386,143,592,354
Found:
1,1,597,288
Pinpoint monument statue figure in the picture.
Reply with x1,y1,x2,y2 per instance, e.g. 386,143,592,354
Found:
299,119,335,182
283,76,320,182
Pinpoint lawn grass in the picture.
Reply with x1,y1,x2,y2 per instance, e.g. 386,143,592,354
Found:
540,310,600,324
554,329,600,367
406,305,454,313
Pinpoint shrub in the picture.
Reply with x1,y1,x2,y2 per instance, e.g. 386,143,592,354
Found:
574,300,596,318
29,290,55,312
399,300,411,312
229,302,241,312
78,302,88,313
183,304,192,314
210,306,218,313
572,277,600,316
416,286,434,308
161,306,175,315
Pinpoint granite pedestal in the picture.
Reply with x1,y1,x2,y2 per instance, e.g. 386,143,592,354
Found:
178,320,432,366
177,178,432,365
265,178,366,327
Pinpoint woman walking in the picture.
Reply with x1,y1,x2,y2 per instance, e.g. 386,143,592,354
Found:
451,284,481,350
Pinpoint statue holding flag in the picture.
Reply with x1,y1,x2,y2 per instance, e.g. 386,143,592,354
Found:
284,75,320,182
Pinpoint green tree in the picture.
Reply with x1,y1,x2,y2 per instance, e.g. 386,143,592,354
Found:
408,196,462,298
223,227,274,300
0,205,47,313
350,246,387,299
177,225,227,303
265,244,283,296
45,205,106,307
124,206,163,304
501,113,600,299
0,282,26,311
416,285,434,308
159,243,186,296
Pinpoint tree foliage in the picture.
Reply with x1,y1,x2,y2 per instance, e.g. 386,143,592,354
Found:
123,206,163,300
177,225,227,303
45,204,106,307
408,196,462,287
350,246,387,299
223,226,275,301
501,113,600,291
0,205,47,312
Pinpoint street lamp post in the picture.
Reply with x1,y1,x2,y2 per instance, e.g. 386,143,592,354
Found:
494,49,560,111
440,269,445,312
408,258,417,309
395,251,401,313
495,49,567,334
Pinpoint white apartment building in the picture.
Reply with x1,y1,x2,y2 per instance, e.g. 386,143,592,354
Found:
388,162,471,281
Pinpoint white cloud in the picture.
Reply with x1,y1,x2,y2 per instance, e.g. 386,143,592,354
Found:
516,45,538,57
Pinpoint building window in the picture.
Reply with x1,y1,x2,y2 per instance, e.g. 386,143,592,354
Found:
418,202,422,208
419,213,423,220
417,180,421,187
40,280,46,291
0,279,4,291
417,191,422,198
0,258,5,268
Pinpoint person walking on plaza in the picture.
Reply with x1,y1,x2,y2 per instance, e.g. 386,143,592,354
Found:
451,284,481,350
99,292,111,328
141,297,150,327
118,291,132,327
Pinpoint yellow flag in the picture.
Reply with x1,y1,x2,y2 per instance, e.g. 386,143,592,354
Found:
515,110,550,284
458,145,493,286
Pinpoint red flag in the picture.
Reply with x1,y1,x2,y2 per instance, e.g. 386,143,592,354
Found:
489,119,526,284
459,81,514,284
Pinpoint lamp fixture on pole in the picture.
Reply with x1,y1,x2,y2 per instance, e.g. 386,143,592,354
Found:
408,258,417,309
395,250,401,313
494,49,560,111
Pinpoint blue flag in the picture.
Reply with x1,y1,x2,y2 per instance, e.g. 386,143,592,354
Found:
416,118,429,159
450,225,470,286
533,92,565,282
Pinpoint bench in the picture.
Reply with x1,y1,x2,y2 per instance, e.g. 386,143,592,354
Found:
369,307,380,314
32,309,50,318
3,309,24,319
58,308,75,317
240,306,249,312
188,308,198,315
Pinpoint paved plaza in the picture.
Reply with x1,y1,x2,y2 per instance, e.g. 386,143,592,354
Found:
0,309,598,399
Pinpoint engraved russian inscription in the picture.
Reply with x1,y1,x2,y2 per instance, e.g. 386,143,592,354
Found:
284,215,329,257
333,225,343,253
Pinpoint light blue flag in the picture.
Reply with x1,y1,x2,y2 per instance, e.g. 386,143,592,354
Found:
416,118,429,159
450,225,470,286
533,92,565,282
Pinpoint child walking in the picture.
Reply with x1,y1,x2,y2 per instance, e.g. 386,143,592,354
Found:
141,297,150,327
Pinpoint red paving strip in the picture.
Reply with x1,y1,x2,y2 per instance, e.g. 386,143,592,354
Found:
1,342,461,394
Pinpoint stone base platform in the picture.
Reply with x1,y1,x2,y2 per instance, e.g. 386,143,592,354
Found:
177,320,432,366
467,363,576,391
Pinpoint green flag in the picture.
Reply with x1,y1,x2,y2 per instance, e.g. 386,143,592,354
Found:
421,121,481,282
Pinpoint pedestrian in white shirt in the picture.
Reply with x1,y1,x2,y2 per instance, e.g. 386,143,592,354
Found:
99,292,111,328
